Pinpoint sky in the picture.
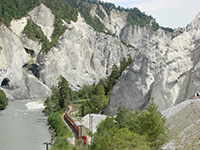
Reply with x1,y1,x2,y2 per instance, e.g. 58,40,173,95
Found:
102,0,200,29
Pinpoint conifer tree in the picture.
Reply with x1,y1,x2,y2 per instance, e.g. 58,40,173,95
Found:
136,98,168,148
58,75,71,108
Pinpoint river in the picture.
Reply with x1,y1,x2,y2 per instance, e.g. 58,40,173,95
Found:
0,100,51,150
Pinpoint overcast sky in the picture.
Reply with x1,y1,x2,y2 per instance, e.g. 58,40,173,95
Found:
102,0,200,29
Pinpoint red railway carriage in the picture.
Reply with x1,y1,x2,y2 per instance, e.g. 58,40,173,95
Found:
65,111,87,144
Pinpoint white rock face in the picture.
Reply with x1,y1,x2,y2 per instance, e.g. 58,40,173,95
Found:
28,3,55,41
90,5,128,37
0,25,51,101
0,4,134,100
105,12,200,115
10,17,28,36
40,13,134,90
2,2,200,116
0,25,29,86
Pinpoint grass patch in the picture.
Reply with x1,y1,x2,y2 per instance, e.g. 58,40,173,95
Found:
48,109,72,137
47,109,74,149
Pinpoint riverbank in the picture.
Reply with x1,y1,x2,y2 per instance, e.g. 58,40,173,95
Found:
47,124,57,145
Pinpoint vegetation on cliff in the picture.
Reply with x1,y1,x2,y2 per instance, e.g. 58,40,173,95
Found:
0,0,164,54
0,0,78,53
77,56,133,116
127,7,159,31
0,89,8,110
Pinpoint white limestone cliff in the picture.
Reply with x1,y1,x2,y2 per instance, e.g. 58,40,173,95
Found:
90,5,127,37
40,13,134,90
105,12,200,115
28,3,55,42
0,24,50,101
1,1,200,118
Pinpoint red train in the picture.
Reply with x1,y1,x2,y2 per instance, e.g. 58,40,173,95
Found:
65,111,87,144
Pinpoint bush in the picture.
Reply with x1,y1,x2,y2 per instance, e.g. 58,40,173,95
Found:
0,89,8,110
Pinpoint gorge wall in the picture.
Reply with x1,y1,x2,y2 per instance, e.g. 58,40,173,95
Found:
0,3,134,100
1,2,200,116
105,12,200,115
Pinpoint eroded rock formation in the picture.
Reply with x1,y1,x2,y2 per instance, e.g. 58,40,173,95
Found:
105,12,200,115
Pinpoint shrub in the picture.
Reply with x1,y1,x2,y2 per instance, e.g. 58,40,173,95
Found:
0,89,8,110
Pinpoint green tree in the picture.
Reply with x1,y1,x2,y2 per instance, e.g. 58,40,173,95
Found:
90,116,115,150
96,5,105,19
58,75,71,109
91,116,150,150
42,85,61,115
90,95,102,113
133,99,168,148
115,105,128,128
119,57,127,75
105,64,120,94
0,89,8,110
42,96,53,116
127,55,133,66
109,128,150,150
81,84,93,99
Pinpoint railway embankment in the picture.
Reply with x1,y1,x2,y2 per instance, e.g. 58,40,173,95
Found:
47,110,73,148
47,123,57,145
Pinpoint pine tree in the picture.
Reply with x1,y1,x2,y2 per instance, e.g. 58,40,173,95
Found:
58,75,71,108
136,98,168,148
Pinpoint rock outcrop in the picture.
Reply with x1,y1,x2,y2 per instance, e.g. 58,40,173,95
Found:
28,3,55,42
40,13,134,90
0,24,51,101
105,12,200,115
90,5,128,37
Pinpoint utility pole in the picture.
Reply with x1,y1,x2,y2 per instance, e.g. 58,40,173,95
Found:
89,115,94,134
79,125,83,143
43,142,51,150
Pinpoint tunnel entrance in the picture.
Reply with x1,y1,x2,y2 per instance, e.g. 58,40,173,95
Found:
1,78,10,87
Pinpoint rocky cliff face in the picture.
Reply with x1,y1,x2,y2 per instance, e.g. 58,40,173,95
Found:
105,12,200,115
40,13,134,90
0,24,51,101
1,2,200,116
0,3,134,100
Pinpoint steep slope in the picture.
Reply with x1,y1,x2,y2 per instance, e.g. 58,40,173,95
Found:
0,24,51,100
39,13,134,90
162,99,200,149
0,3,135,100
105,12,200,115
